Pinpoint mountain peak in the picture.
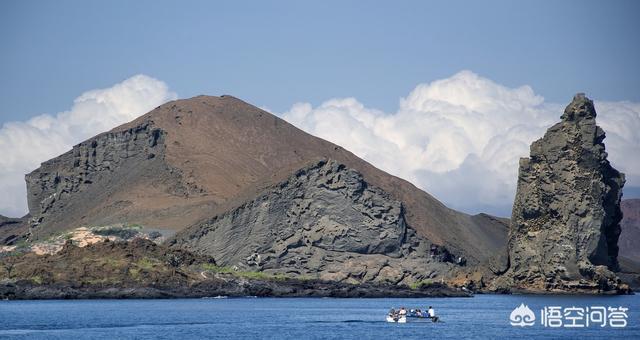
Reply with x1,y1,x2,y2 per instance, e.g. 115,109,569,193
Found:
561,93,596,121
23,95,508,271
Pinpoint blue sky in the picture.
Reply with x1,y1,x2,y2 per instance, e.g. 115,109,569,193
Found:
1,0,639,122
1,0,639,217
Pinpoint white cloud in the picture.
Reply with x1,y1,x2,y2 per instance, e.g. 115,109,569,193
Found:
0,75,177,217
281,71,640,216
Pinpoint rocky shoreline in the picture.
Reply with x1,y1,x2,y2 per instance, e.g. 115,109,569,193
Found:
0,279,470,300
3,279,632,300
0,238,470,300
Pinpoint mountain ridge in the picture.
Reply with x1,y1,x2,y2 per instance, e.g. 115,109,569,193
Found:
22,95,508,271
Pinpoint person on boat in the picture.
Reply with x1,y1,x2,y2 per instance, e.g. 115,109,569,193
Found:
398,307,407,316
427,306,435,318
415,309,423,317
388,308,396,317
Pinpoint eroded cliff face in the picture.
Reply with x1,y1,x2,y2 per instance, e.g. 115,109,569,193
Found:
24,122,201,237
27,123,161,222
171,160,459,285
503,94,627,293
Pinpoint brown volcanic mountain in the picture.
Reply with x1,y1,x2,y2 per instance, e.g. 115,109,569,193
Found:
24,95,507,270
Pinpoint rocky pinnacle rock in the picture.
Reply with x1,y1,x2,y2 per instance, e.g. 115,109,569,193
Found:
505,93,626,293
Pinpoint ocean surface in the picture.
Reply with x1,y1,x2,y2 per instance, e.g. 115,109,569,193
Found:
0,294,637,339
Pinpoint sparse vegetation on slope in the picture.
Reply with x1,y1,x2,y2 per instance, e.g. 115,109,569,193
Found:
0,239,469,299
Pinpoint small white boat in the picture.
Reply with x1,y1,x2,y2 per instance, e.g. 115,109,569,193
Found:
387,315,439,323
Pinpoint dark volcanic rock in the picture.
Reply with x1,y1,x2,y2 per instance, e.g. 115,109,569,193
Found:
620,199,640,263
171,160,458,285
0,215,28,245
0,279,470,300
24,122,198,237
501,94,627,294
0,239,468,299
618,199,640,289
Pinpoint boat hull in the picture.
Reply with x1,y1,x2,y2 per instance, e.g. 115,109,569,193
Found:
386,315,407,323
386,315,438,323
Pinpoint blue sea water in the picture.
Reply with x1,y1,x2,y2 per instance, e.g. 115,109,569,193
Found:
0,294,638,339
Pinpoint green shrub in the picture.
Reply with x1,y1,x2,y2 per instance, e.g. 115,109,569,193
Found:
137,257,157,270
409,279,434,290
129,268,140,280
200,264,291,281
239,271,288,281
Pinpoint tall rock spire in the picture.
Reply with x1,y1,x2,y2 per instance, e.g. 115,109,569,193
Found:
503,93,627,293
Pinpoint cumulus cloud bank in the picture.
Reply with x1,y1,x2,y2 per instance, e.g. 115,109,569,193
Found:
0,75,177,217
282,71,640,216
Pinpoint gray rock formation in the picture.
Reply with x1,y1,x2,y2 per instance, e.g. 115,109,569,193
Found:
0,215,27,245
617,199,640,290
504,93,627,293
171,160,458,285
620,199,640,263
25,123,161,229
24,122,199,237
